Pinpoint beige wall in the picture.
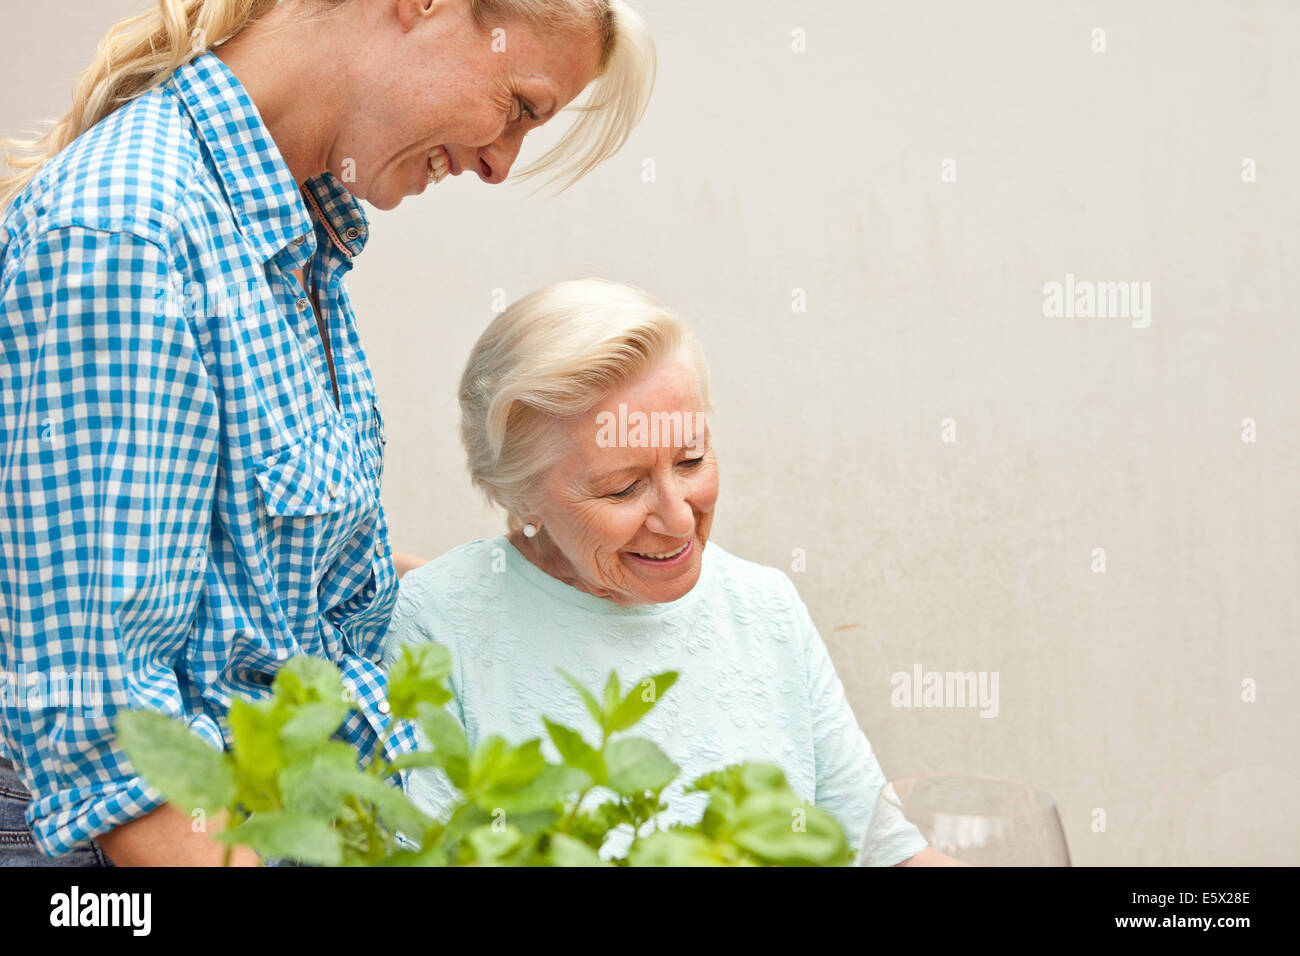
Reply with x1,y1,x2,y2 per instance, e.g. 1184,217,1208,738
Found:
3,0,1296,865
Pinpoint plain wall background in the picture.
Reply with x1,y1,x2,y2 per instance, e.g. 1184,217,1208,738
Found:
3,0,1296,865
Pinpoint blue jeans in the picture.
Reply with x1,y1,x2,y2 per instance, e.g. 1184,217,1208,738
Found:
0,760,113,867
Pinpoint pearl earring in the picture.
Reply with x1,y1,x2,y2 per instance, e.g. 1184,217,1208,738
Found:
523,523,538,538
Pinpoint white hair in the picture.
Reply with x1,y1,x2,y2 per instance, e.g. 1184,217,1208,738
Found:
459,278,711,530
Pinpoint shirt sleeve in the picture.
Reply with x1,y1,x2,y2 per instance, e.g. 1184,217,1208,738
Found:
789,576,929,866
380,567,465,824
0,226,222,857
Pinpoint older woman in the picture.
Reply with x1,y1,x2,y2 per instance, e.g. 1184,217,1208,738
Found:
383,279,952,865
0,0,652,866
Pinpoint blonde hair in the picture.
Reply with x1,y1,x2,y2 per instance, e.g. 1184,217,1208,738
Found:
0,0,655,209
459,278,712,532
1,0,280,210
469,0,655,191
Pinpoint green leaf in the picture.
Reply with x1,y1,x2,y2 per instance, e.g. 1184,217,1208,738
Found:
696,789,738,840
542,718,605,785
482,738,546,790
498,809,559,840
627,829,731,867
621,791,664,830
557,670,605,733
566,805,619,850
730,793,850,866
279,743,358,817
116,710,235,812
387,643,452,718
376,845,448,867
607,671,678,732
438,802,493,847
279,741,433,842
604,737,679,796
546,832,610,867
461,824,524,863
227,698,285,811
384,750,446,773
335,766,431,839
688,762,787,800
737,762,790,795
469,735,506,790
602,672,621,722
279,699,351,755
228,698,285,769
415,702,469,789
214,810,343,866
368,784,437,842
482,764,592,815
685,766,733,795
272,655,345,706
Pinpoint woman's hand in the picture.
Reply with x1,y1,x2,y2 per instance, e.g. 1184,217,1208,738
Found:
392,551,430,579
97,803,262,866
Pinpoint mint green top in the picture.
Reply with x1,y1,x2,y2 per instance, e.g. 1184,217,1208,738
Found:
381,536,927,865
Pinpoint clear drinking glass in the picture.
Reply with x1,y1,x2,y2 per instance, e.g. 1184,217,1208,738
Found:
865,774,1071,866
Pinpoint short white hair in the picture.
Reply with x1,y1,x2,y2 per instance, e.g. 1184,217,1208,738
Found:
459,278,711,530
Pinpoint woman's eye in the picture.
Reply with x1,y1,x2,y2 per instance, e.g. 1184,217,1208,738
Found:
515,97,538,123
679,456,705,469
609,481,639,500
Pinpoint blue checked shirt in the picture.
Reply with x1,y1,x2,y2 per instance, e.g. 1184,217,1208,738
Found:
0,52,418,857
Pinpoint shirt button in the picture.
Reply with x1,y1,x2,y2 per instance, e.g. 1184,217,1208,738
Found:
375,539,385,557
293,235,306,246
327,480,340,499
378,700,391,715
296,297,310,312
345,227,361,241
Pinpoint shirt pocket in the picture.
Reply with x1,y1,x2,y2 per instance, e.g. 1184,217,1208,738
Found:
253,418,391,665
255,419,360,519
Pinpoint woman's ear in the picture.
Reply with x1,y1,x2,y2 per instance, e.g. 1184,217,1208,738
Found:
395,0,439,33
514,505,542,530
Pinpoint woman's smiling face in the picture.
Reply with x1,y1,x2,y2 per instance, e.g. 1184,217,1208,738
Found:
338,0,604,208
518,355,719,606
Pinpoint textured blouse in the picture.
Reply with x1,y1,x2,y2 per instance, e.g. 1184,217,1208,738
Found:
382,535,927,865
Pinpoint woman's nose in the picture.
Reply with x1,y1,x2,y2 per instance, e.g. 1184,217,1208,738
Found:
645,482,695,537
475,136,523,184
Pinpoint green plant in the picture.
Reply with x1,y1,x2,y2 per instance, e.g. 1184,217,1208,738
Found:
115,647,852,866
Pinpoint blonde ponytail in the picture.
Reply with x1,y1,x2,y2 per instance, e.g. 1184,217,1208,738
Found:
0,0,279,210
